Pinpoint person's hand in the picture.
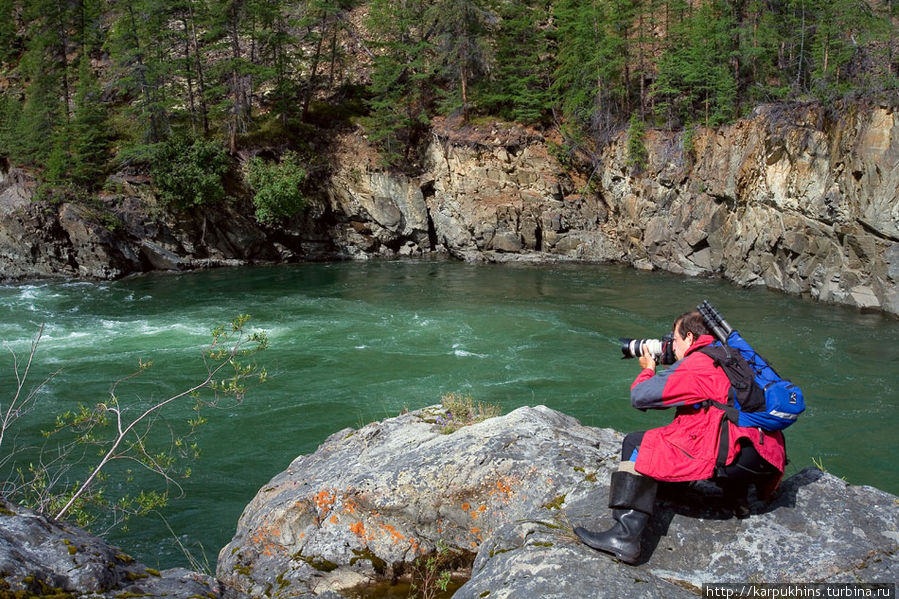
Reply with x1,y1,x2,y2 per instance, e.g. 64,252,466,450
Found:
639,344,657,371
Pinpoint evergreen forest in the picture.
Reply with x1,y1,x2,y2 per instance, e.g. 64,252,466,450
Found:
0,0,897,214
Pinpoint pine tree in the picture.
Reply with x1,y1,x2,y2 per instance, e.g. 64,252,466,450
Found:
252,0,299,128
106,0,170,145
808,0,882,99
15,23,65,165
299,0,345,122
38,54,110,199
171,0,212,135
197,0,250,153
68,53,111,189
733,0,789,103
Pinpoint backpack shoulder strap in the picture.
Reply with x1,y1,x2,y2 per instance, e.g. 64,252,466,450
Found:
697,345,742,424
696,345,746,473
697,344,728,366
714,416,730,477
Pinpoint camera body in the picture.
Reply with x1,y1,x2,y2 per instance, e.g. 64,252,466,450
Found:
620,333,677,365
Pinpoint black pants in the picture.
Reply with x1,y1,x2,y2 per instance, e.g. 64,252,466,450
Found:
715,438,780,482
621,431,645,462
620,431,778,482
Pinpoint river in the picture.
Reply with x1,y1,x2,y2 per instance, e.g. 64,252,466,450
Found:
1,259,897,570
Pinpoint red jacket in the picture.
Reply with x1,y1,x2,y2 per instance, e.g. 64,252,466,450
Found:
629,334,786,484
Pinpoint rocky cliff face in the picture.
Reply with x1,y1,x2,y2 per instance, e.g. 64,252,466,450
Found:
215,405,899,598
606,103,899,315
2,102,897,316
325,120,620,264
326,103,899,316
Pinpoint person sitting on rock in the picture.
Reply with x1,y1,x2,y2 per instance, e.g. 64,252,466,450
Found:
574,309,786,564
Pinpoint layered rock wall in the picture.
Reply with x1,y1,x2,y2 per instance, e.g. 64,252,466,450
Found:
326,104,899,315
605,103,899,314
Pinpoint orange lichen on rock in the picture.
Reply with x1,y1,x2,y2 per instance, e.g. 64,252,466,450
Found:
314,490,336,518
349,521,366,537
491,478,514,503
380,523,407,545
342,496,359,514
249,523,283,558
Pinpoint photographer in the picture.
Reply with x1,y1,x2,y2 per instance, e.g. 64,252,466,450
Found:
574,310,786,564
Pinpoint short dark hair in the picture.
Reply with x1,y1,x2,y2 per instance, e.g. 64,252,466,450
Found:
674,310,711,339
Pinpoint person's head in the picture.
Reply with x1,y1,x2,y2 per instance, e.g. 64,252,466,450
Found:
671,310,711,360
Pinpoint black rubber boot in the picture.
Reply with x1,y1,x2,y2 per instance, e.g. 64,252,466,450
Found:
574,470,657,564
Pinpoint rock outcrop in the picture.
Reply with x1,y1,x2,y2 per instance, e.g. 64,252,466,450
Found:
3,406,897,598
0,166,335,280
325,121,621,264
0,499,222,598
216,405,899,598
604,103,899,315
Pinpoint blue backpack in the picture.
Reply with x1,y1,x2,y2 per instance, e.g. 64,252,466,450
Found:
697,301,805,432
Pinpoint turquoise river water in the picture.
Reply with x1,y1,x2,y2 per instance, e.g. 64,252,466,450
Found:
1,259,897,570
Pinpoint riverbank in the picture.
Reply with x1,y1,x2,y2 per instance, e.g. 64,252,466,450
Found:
2,102,898,317
3,405,897,598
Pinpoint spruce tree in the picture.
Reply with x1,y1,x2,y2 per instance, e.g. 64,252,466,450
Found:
479,0,552,124
15,27,65,165
252,0,299,128
299,0,345,122
171,0,212,135
427,0,494,120
365,0,434,164
68,53,111,190
652,0,736,127
808,0,883,99
106,0,170,145
551,0,633,146
734,0,789,103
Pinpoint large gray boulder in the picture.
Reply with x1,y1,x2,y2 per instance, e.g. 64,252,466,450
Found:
217,405,899,598
217,405,621,597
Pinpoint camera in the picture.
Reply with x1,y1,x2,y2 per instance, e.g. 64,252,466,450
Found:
619,333,677,365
